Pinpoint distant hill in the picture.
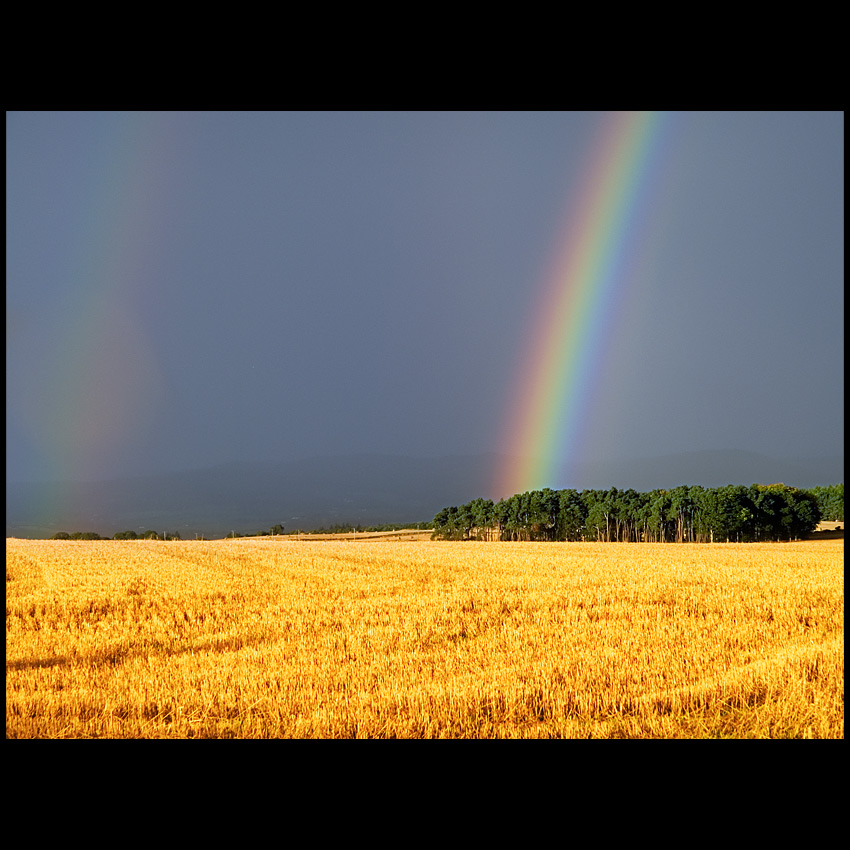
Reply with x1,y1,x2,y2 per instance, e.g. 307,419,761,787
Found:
5,453,498,539
5,450,843,539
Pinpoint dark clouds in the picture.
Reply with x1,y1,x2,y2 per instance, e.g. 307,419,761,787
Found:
6,111,843,484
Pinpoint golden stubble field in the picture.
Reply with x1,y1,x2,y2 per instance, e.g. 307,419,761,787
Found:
6,537,844,738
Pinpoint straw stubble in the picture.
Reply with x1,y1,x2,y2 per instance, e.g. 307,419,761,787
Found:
6,538,843,738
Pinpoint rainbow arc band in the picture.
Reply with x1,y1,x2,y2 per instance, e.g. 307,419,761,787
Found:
495,111,673,498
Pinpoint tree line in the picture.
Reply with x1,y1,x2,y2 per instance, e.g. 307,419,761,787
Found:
51,526,286,541
49,521,435,540
41,483,842,543
51,529,186,540
432,483,843,543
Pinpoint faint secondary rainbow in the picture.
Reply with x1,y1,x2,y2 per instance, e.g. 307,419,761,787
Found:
495,111,674,498
18,112,181,530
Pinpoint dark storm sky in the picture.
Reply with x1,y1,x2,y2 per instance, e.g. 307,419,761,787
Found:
6,111,844,484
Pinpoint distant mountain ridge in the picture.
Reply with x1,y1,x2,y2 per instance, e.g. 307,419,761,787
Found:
5,450,843,539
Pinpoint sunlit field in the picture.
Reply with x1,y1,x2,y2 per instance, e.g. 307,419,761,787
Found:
6,537,843,738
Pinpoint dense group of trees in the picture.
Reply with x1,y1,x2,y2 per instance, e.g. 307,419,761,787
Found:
433,483,842,543
806,484,844,521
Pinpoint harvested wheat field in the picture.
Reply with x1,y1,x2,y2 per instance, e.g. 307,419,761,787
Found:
6,537,844,738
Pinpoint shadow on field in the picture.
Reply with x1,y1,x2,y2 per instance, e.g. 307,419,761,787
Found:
7,655,70,671
7,630,271,673
805,528,844,540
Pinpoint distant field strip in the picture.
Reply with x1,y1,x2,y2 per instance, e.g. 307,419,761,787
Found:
6,538,843,738
283,529,433,542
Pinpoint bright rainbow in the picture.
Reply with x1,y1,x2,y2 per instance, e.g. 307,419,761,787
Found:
494,111,675,498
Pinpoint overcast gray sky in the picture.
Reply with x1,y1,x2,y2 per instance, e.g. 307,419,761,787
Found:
6,111,844,485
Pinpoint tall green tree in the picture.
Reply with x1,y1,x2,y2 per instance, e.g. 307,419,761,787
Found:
667,486,694,543
557,489,586,541
583,491,609,542
471,498,495,538
648,490,672,542
527,489,559,540
807,484,844,521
